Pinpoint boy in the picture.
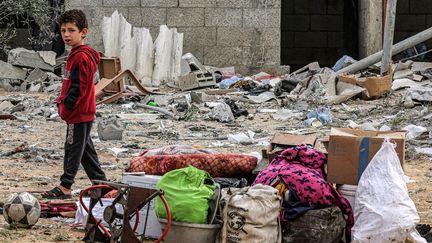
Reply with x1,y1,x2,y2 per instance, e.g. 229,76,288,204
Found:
43,9,106,199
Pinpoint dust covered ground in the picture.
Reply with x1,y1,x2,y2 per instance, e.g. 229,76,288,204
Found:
0,90,431,242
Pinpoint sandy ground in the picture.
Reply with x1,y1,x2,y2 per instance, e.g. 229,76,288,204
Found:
0,90,431,242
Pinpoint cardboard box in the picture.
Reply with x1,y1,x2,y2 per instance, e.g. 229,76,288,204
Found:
327,128,406,185
338,68,392,99
266,133,318,162
121,174,162,239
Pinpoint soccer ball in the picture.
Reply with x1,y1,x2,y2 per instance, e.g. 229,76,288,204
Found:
3,192,41,228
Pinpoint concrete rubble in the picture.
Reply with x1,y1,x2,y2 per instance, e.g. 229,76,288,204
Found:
1,23,432,243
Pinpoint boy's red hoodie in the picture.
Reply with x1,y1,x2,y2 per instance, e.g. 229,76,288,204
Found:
57,45,100,124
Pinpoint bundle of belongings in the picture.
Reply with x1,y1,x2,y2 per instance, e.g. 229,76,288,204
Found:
127,145,258,177
253,144,353,242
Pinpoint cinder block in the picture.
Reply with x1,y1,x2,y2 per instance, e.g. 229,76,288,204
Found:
149,27,160,40
396,0,410,14
66,0,102,7
86,26,103,51
262,28,280,46
167,8,204,27
217,27,280,46
257,0,281,8
395,15,426,31
327,32,344,48
281,31,294,48
327,0,344,14
103,0,139,7
282,0,294,14
217,28,256,46
243,8,280,28
205,8,242,27
294,0,327,14
141,8,167,27
265,47,281,66
242,46,280,66
311,15,344,31
177,27,216,46
294,32,327,47
427,15,432,29
282,15,310,31
92,7,129,27
179,0,217,7
204,46,243,66
141,0,178,7
282,47,315,65
312,47,344,67
128,8,142,26
410,0,432,14
215,0,253,8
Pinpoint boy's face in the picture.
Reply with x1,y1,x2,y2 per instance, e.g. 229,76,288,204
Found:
60,22,87,48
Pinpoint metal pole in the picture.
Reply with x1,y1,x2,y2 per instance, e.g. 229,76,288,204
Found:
381,0,397,74
336,26,432,75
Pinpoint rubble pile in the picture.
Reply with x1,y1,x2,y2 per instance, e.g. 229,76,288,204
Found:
0,48,62,94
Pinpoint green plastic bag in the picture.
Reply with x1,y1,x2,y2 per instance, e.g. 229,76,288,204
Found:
155,166,216,224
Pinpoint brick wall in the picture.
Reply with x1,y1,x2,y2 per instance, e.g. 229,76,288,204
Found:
395,0,432,48
65,0,281,74
281,0,358,70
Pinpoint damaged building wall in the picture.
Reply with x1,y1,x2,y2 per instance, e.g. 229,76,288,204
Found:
64,0,281,74
281,0,359,70
394,0,432,50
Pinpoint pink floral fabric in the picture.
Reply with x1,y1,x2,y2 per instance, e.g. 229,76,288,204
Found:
253,144,353,240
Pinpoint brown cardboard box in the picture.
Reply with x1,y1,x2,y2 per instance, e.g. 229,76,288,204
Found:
327,128,406,185
266,133,318,162
338,68,392,99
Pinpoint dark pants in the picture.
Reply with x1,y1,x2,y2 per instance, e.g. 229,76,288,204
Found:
60,121,106,189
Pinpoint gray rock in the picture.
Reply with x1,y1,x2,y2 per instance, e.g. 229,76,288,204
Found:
37,51,56,66
45,83,62,93
26,68,48,83
20,80,28,92
10,103,25,113
0,101,14,111
97,119,123,141
0,79,15,91
46,72,62,83
28,83,43,92
206,102,235,122
8,48,54,72
0,60,27,80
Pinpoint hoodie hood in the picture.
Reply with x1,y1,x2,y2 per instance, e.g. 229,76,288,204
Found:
68,45,100,67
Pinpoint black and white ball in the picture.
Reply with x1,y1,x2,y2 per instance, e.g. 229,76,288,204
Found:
3,192,41,228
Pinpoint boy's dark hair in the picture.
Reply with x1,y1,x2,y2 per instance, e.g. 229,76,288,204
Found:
58,9,88,31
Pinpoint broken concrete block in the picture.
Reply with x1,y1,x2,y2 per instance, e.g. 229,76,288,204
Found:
37,51,57,66
26,68,48,83
45,83,62,93
97,119,123,141
0,101,14,112
8,48,54,72
46,72,62,83
0,60,27,80
0,79,15,92
206,102,235,122
10,103,25,113
20,81,28,92
28,83,43,92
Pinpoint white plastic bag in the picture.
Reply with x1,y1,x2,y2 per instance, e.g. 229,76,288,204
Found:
352,139,426,243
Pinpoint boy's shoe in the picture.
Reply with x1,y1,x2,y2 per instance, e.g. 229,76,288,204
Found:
42,187,72,199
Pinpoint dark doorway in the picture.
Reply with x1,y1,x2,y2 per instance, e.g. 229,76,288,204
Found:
281,0,359,70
